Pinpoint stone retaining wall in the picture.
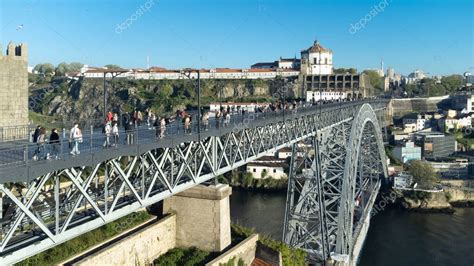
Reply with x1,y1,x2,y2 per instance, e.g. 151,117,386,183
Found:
205,234,259,266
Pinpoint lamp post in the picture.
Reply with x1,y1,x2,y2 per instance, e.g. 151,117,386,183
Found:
180,69,201,139
102,68,127,120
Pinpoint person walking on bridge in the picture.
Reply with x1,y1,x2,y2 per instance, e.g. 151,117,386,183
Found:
33,127,47,160
69,124,82,155
102,122,112,148
112,122,119,146
49,128,60,160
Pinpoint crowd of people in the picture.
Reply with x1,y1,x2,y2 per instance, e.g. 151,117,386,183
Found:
28,98,371,160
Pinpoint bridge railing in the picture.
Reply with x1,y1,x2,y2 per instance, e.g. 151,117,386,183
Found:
0,99,388,168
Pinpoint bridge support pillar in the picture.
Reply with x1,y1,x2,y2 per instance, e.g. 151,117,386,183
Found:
163,184,232,252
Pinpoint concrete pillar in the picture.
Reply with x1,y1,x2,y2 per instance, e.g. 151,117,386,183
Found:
163,184,232,252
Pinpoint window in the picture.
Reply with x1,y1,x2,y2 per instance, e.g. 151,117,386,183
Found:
253,168,256,172
273,169,277,173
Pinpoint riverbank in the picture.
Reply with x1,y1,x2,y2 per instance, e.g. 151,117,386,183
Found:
376,185,474,214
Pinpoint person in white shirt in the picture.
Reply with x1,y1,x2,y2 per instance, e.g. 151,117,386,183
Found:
103,122,112,148
69,124,82,155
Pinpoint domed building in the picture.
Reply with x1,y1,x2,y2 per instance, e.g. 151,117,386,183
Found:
300,40,333,75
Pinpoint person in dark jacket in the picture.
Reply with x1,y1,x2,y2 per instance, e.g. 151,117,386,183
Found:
49,128,60,159
32,125,41,143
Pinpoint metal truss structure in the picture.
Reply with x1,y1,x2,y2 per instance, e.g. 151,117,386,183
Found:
0,100,387,264
283,104,388,263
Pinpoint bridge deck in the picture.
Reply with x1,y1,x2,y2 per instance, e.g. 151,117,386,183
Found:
0,100,386,182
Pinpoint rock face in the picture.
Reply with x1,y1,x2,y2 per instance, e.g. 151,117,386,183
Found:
33,77,301,123
400,191,452,210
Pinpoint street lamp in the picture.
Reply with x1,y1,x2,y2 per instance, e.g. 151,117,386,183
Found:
102,68,127,120
180,69,201,139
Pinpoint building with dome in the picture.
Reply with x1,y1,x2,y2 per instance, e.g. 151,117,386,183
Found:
300,40,333,75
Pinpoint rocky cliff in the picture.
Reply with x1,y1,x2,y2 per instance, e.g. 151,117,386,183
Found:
29,77,301,123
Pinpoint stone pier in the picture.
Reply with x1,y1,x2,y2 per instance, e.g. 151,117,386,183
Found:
163,184,232,252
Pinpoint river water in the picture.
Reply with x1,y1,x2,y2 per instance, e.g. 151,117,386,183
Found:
230,189,474,266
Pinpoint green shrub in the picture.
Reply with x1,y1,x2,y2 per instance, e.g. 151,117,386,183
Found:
153,247,210,266
18,211,153,265
231,224,306,266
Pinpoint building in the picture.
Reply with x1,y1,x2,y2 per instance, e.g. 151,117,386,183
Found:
402,113,431,132
426,160,469,179
209,102,266,113
464,72,474,86
250,62,275,69
276,147,292,159
304,74,366,101
251,57,300,70
394,173,413,189
414,132,456,159
392,141,422,163
0,42,29,136
438,113,473,132
300,40,333,75
246,156,288,179
406,69,426,84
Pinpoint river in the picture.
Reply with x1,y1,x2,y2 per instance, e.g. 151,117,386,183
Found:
230,189,474,266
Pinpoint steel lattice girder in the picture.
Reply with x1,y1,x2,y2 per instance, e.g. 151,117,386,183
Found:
0,101,388,264
283,103,388,263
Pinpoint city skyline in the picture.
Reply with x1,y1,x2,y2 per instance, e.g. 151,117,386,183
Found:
1,0,473,76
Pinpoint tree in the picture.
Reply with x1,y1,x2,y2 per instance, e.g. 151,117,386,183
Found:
441,75,463,93
34,63,55,76
104,64,121,69
405,160,439,188
159,83,173,98
362,70,384,93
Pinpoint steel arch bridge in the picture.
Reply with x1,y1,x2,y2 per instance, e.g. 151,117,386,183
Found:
283,103,388,264
0,100,387,264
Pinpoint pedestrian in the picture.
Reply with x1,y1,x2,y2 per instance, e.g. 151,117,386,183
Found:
32,125,41,143
137,110,143,126
125,120,133,145
69,123,82,155
202,112,209,131
112,122,119,146
149,111,156,129
184,115,191,135
103,122,112,148
49,128,60,159
160,117,166,139
154,118,160,139
216,110,221,128
113,113,119,123
106,111,113,122
34,127,47,160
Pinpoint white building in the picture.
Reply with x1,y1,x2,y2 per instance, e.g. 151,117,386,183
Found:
402,114,431,132
209,102,266,113
306,90,347,102
277,147,292,159
438,113,472,132
394,173,413,189
407,69,426,84
300,41,333,75
246,156,288,179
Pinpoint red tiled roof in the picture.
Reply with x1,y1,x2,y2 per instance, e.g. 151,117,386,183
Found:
215,68,243,73
252,258,273,266
302,40,332,54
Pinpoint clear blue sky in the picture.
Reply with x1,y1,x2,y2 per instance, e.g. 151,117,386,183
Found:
1,0,473,75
